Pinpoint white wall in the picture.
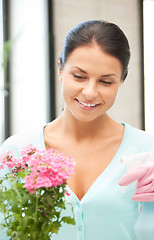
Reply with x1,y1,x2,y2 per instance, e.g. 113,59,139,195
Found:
53,0,142,129
9,0,50,135
144,1,154,135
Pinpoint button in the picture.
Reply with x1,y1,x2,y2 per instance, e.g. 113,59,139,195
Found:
76,202,80,207
78,226,83,231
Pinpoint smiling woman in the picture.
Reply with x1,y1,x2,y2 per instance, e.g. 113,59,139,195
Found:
1,20,154,240
59,44,123,123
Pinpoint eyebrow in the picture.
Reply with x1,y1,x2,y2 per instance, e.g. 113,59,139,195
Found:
100,74,115,77
72,66,87,74
71,66,116,78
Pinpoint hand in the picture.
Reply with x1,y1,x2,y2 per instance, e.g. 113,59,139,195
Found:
119,162,154,202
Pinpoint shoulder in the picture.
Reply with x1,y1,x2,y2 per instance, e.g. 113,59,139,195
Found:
125,123,154,140
0,127,45,156
124,123,154,152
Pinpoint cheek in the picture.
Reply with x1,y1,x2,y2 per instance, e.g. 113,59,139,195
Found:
61,79,77,99
103,88,119,105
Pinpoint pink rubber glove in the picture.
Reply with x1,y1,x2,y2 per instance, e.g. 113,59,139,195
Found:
119,160,154,202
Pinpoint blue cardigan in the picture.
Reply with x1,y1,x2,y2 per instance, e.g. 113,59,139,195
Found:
1,123,154,240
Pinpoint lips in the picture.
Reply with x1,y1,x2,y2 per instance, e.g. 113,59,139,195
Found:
75,98,100,108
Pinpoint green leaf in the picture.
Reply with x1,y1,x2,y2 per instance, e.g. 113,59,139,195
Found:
21,216,31,230
0,179,4,184
61,216,76,225
49,221,61,234
22,192,31,205
11,202,21,214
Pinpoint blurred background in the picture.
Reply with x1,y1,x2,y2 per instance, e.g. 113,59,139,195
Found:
0,0,154,145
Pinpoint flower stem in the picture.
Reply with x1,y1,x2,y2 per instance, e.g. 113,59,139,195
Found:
35,189,40,223
12,178,22,228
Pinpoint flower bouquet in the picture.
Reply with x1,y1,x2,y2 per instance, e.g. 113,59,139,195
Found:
0,145,76,239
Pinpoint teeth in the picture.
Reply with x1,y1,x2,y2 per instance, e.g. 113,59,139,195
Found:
78,100,96,107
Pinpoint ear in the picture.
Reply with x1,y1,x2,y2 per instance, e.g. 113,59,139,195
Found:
58,59,62,83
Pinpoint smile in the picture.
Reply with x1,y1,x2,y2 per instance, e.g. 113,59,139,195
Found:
77,99,99,107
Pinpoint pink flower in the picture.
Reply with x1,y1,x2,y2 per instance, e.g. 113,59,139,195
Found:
0,152,17,169
65,191,71,196
34,176,52,189
0,145,76,194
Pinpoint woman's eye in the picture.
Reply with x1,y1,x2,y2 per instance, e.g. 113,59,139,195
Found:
73,74,86,80
100,80,112,85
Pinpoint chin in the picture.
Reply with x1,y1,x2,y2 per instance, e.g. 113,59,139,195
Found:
72,113,101,123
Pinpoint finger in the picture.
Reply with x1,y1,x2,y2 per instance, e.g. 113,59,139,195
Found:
135,180,154,194
132,193,154,202
119,166,150,186
136,174,154,188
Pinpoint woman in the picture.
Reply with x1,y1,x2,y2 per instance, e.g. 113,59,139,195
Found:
1,20,154,240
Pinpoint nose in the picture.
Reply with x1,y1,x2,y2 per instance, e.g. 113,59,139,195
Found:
82,80,98,100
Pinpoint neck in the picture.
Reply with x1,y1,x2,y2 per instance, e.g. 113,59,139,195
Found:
59,109,117,142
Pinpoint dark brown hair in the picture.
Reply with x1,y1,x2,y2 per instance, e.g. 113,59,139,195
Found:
60,20,130,80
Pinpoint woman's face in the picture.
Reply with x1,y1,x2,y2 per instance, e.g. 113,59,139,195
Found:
59,44,123,123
